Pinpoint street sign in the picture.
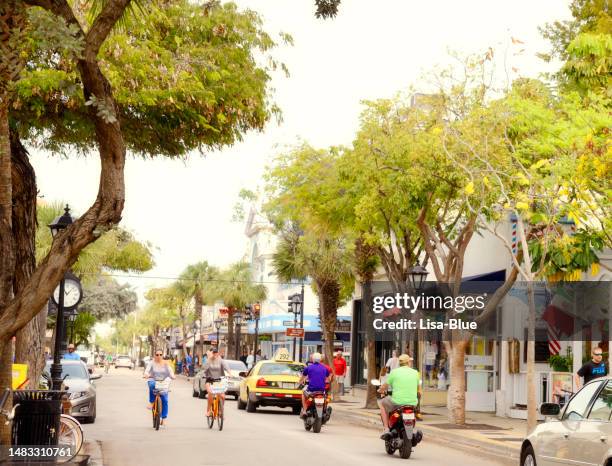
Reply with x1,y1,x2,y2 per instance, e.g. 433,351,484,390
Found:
286,328,305,337
282,320,294,326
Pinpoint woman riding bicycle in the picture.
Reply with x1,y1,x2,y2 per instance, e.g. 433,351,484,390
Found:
143,351,176,425
202,347,232,417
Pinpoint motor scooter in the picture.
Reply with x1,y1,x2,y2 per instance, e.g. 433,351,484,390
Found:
372,379,423,459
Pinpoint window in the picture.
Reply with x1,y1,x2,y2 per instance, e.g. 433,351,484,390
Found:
588,381,612,421
563,381,603,421
257,363,304,376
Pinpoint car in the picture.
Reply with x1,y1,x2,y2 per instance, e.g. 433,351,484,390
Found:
42,360,100,423
114,355,133,369
237,348,304,414
193,359,247,400
521,376,612,466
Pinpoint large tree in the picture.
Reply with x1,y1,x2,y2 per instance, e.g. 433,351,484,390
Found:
0,0,284,422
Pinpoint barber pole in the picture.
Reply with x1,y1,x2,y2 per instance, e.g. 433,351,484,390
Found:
548,324,561,356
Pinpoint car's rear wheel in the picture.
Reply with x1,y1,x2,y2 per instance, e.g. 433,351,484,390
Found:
246,391,256,413
192,386,199,398
237,396,246,410
521,445,536,466
292,406,301,415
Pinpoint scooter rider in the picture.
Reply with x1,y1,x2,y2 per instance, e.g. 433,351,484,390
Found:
298,352,330,418
378,354,421,439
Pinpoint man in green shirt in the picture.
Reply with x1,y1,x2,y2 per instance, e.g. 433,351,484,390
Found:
378,353,421,439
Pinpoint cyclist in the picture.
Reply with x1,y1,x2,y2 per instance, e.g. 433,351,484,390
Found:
143,351,175,425
104,354,112,374
202,347,231,417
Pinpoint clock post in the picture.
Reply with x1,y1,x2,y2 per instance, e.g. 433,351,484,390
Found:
48,205,79,391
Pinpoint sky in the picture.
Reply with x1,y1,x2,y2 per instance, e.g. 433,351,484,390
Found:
31,0,572,304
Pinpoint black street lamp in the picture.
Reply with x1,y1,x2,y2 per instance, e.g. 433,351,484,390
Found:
214,318,222,349
407,264,429,292
49,205,76,391
234,312,243,361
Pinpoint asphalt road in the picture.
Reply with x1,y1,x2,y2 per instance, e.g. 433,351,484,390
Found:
83,368,514,466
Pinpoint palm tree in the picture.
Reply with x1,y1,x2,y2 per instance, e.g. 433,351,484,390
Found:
210,262,267,358
272,228,354,399
179,262,217,362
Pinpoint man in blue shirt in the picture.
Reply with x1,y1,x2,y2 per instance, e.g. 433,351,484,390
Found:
63,344,81,360
299,352,330,418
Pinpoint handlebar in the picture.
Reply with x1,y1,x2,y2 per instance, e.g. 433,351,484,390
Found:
0,388,9,411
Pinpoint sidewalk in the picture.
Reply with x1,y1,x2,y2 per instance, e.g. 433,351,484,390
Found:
331,391,524,460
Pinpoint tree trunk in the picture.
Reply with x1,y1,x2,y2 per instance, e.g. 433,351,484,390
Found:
194,295,203,364
447,336,468,425
227,309,234,359
10,132,42,389
318,280,340,400
526,281,537,434
363,281,379,408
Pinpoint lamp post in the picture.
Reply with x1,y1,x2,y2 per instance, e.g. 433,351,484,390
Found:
49,205,75,391
234,312,243,361
407,264,429,293
297,288,304,362
214,318,222,350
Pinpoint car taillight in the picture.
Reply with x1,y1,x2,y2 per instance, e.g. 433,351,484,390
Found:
256,378,267,387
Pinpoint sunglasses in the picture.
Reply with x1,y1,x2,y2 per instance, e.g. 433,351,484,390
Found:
594,353,603,356
155,353,163,356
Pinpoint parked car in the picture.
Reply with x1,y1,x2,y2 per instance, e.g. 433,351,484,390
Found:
114,355,133,369
521,376,612,466
42,360,100,423
193,359,248,400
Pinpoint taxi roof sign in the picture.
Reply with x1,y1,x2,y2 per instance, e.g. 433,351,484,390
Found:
273,348,293,362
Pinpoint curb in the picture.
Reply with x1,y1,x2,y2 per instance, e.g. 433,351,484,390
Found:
83,440,104,466
331,407,521,461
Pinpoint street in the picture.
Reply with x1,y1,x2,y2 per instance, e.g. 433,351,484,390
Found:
84,369,514,466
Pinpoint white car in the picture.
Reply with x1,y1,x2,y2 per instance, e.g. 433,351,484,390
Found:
114,355,134,369
521,376,612,466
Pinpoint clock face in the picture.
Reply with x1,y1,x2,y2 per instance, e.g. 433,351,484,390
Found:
53,279,82,308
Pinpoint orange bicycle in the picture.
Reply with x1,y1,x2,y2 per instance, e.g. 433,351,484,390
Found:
151,379,170,431
207,377,227,431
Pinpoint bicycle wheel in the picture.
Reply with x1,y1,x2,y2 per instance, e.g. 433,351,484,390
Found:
217,397,224,431
207,396,215,429
153,396,162,430
57,415,83,463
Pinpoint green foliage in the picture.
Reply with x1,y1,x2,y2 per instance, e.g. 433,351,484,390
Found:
79,276,138,320
70,312,96,346
36,202,155,281
209,261,266,310
13,0,287,156
548,353,573,372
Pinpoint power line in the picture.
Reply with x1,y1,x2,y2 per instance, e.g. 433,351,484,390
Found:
81,272,308,286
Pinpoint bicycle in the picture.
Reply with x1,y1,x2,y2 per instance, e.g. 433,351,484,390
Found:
151,379,171,431
0,388,83,463
207,377,227,431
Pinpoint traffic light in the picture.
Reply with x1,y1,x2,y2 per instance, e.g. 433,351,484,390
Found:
287,294,295,314
253,303,261,318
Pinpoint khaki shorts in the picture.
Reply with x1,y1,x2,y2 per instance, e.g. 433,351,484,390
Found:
381,396,404,414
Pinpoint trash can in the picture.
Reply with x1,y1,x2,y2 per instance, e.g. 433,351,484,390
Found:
12,390,65,446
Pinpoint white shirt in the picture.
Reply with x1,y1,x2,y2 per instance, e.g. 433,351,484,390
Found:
385,357,399,372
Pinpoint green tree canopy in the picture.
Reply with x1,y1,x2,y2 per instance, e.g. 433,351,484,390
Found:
13,0,288,156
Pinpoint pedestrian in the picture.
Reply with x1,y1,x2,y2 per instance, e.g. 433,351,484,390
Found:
240,350,248,366
332,350,347,395
575,346,608,388
255,349,262,363
63,344,81,361
246,350,255,369
385,350,399,372
185,352,193,377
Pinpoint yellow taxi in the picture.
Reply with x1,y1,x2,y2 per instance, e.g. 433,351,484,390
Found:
237,348,304,414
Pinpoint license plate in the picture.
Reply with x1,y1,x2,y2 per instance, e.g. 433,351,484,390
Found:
282,382,295,389
314,398,325,404
402,412,415,420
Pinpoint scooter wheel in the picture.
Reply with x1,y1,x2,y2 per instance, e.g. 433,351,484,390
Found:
385,441,395,455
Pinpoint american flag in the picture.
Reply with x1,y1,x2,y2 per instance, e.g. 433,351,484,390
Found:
548,323,561,355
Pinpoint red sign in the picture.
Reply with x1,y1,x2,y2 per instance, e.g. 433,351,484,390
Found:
286,328,305,337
